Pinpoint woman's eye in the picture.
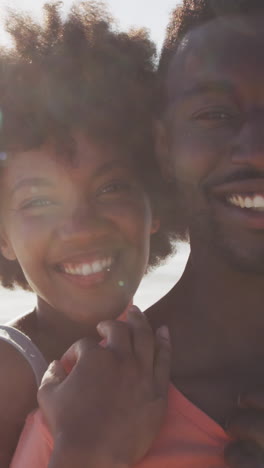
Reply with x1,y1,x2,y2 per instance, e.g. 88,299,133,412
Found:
21,198,53,210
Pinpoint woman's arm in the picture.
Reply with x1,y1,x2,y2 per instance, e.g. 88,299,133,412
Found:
39,309,171,468
0,340,37,466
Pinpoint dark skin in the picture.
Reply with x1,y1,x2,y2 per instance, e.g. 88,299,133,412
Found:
0,133,162,466
152,13,264,466
0,340,37,466
11,13,264,468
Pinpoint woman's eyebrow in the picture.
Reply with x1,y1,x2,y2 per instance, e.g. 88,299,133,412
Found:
11,177,54,196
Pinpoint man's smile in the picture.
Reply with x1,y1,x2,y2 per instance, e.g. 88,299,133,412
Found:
227,193,264,211
206,179,264,230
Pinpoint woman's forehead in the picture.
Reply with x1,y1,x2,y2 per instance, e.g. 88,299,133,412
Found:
3,136,134,185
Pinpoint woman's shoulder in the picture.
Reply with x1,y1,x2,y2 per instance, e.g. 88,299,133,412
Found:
0,334,38,406
0,336,38,465
0,320,48,387
0,316,40,416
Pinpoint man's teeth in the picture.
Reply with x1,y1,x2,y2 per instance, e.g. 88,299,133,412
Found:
61,257,112,276
227,194,264,211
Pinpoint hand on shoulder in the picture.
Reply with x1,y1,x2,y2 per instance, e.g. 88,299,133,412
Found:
225,390,264,467
38,307,171,468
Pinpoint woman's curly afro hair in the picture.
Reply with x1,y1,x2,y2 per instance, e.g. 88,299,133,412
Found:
0,1,176,290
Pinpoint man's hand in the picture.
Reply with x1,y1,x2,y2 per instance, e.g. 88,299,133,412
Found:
225,391,264,467
38,307,171,468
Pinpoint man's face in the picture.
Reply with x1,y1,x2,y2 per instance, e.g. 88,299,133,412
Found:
159,15,264,273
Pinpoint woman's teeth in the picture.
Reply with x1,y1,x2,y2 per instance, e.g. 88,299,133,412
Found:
227,194,264,211
60,257,112,276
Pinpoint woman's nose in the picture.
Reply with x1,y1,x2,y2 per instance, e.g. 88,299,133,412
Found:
58,203,109,243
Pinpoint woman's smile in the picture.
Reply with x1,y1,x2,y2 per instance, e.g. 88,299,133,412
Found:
0,133,155,327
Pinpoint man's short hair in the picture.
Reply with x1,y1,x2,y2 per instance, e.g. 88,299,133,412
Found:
159,0,264,82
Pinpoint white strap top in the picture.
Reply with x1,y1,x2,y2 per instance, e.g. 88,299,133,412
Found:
0,325,48,386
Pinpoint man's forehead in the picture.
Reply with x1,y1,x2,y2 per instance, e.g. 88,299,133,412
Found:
166,14,264,102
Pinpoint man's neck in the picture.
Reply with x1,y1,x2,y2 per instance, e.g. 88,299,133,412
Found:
169,242,264,375
146,243,264,425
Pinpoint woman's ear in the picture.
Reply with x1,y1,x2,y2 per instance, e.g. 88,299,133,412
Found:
155,120,173,181
0,230,16,261
151,217,160,235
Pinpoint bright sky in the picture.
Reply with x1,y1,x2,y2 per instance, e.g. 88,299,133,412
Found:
0,0,181,51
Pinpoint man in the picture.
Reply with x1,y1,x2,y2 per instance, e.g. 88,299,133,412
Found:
148,0,264,465
25,1,264,467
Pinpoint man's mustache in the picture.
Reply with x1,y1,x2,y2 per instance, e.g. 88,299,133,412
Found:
203,169,264,191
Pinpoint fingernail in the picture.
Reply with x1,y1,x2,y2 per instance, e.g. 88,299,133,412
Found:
128,305,142,315
157,325,170,340
97,322,107,333
49,360,57,370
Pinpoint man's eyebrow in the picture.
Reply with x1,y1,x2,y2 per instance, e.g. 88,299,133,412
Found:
11,177,54,195
181,80,236,99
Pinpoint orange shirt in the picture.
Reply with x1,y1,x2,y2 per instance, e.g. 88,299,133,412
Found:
11,384,230,468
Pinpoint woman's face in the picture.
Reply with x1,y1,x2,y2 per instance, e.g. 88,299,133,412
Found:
0,133,157,329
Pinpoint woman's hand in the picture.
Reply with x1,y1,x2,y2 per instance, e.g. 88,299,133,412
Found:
225,390,264,467
38,307,171,468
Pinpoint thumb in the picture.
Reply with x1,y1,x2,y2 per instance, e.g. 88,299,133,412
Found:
38,360,67,406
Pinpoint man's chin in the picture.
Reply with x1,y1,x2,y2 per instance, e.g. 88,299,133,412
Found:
190,214,264,275
211,228,264,276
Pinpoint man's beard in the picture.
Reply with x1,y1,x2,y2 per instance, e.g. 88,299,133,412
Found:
191,206,264,275
178,184,264,275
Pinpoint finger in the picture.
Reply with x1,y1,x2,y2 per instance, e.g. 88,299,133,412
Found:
38,360,67,406
227,408,264,449
41,360,67,388
97,320,133,354
154,326,171,398
126,306,155,371
61,337,98,373
225,439,264,468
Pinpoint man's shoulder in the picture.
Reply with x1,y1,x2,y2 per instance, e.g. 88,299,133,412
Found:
145,283,181,331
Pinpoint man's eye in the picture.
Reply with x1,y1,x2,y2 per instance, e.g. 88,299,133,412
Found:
196,111,231,120
99,182,132,196
192,107,236,123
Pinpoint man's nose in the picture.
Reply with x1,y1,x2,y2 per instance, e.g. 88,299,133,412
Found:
231,112,264,170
